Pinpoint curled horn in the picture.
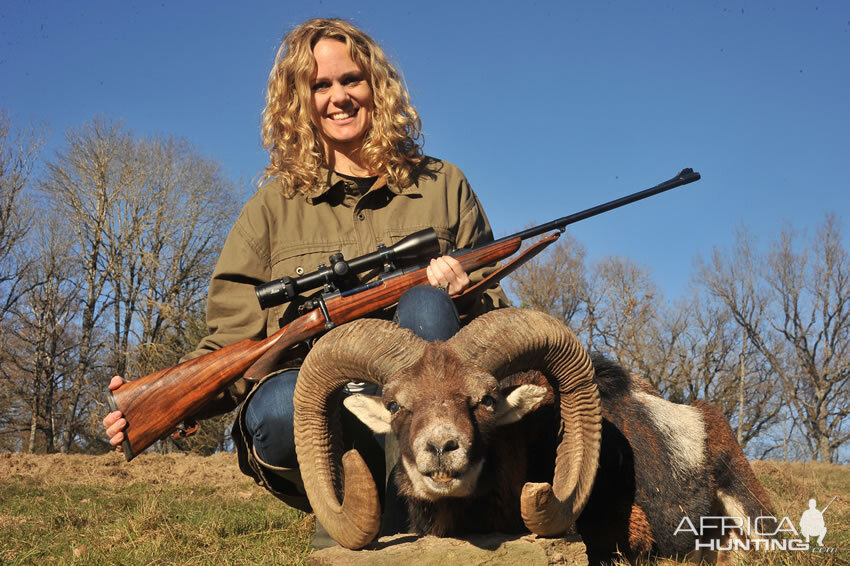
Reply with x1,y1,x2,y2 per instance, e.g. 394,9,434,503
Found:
446,308,601,535
293,320,427,549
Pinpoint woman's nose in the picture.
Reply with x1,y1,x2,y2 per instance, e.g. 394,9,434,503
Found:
329,83,349,105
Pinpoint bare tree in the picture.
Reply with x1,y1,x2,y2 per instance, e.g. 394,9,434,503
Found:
34,118,240,453
0,111,45,321
0,256,80,453
38,118,133,452
583,257,670,384
15,219,80,453
108,136,240,380
0,111,47,450
697,217,850,463
669,292,781,451
508,233,589,330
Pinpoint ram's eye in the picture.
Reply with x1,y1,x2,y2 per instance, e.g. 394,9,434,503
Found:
386,401,400,414
479,395,496,408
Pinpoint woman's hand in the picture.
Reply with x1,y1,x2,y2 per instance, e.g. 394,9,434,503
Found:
426,255,470,295
102,376,127,452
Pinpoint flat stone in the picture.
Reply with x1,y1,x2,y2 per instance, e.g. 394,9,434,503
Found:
307,533,588,566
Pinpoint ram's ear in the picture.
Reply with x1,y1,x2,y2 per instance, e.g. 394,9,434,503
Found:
343,394,392,434
495,384,548,425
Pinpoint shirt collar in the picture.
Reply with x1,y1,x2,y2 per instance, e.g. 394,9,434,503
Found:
305,168,415,204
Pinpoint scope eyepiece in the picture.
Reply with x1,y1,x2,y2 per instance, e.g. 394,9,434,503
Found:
255,276,298,310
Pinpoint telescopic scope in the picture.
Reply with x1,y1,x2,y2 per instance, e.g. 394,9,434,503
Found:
254,228,440,309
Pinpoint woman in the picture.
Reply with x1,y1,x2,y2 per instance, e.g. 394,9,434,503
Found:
103,18,507,517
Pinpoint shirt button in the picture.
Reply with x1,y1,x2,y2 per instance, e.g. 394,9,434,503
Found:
357,212,366,221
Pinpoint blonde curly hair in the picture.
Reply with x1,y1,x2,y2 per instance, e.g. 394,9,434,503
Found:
261,18,424,198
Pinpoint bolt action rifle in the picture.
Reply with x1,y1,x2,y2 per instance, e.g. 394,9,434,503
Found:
107,168,701,461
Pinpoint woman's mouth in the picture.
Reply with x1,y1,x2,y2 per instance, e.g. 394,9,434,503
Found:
330,109,358,121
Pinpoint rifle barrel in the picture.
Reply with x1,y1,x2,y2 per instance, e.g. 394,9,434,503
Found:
496,168,701,244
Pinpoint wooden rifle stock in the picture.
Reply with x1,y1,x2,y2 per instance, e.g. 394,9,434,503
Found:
107,168,701,461
107,237,522,461
107,309,325,460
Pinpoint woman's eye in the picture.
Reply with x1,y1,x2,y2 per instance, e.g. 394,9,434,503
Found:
311,81,330,92
386,401,400,414
480,395,495,408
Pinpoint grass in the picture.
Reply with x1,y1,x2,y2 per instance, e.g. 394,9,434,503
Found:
0,453,314,565
742,461,850,565
0,454,847,565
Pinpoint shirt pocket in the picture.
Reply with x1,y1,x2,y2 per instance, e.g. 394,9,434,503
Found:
382,226,456,256
267,241,351,330
269,240,354,280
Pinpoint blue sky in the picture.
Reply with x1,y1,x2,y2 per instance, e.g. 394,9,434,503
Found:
2,1,848,300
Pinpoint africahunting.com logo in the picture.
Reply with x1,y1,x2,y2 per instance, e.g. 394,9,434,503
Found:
674,497,839,553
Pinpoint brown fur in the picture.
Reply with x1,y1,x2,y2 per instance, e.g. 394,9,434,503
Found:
387,366,556,536
390,344,497,412
394,413,534,536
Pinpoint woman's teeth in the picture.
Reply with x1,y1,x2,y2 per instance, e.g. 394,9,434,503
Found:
331,110,356,120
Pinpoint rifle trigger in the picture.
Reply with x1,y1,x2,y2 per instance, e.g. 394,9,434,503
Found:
171,420,199,440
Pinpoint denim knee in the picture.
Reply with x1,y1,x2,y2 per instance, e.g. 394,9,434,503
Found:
243,369,298,469
394,285,461,342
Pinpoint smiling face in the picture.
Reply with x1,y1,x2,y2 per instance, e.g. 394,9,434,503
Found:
309,38,373,160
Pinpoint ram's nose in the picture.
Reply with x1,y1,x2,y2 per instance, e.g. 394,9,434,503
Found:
426,438,459,458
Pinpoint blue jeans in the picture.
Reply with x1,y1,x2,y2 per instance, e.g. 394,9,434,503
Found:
243,285,460,468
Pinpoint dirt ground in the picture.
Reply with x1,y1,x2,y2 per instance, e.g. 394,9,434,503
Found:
0,451,250,490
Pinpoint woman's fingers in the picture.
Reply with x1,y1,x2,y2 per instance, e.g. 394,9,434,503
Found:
104,375,127,451
104,413,126,443
427,256,470,295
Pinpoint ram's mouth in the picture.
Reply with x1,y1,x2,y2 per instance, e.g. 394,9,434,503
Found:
423,470,462,493
427,471,458,484
421,465,483,496
403,457,483,500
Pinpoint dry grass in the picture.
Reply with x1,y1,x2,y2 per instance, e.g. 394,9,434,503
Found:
0,452,847,565
743,461,849,565
0,452,314,565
